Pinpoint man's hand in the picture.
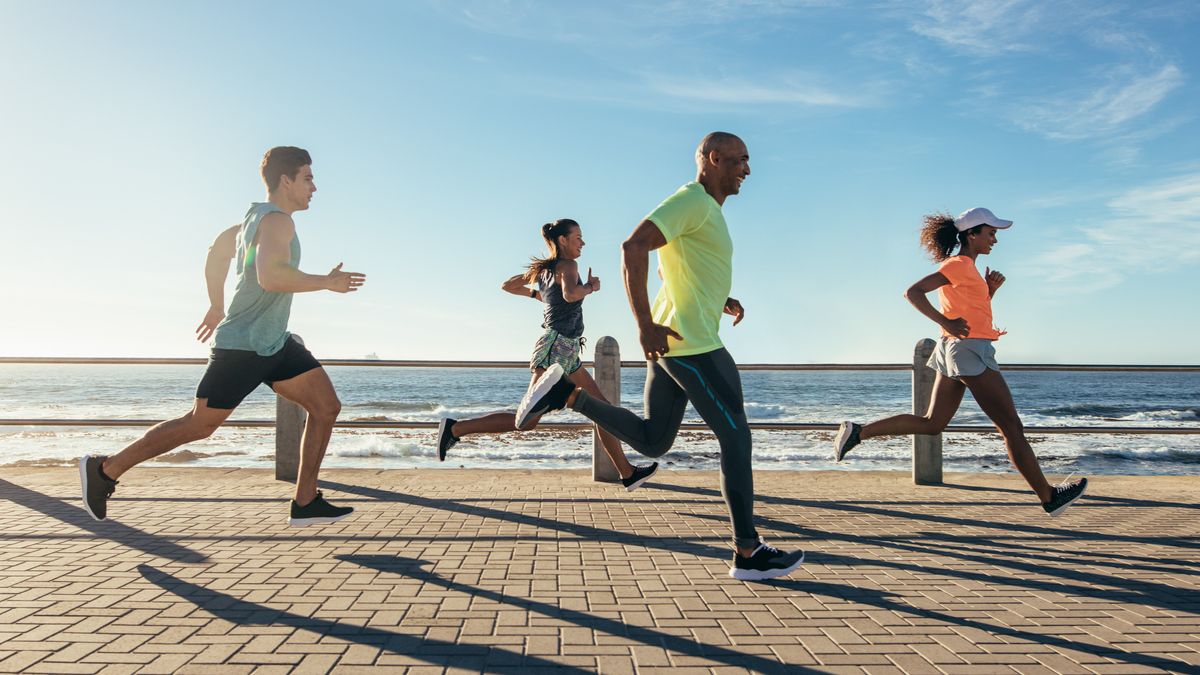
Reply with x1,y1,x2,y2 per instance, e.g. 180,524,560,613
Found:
943,317,970,338
586,267,600,293
195,306,224,343
639,322,684,361
723,297,745,326
984,266,1005,295
326,263,366,293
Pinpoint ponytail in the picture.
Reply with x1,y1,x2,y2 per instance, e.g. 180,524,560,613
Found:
920,212,959,262
524,219,579,283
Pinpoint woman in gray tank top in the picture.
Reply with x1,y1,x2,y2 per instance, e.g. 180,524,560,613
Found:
434,219,659,490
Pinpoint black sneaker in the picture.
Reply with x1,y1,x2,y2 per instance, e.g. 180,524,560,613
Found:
288,491,354,527
833,421,861,463
436,418,459,461
79,455,117,521
729,542,805,581
515,363,575,429
622,462,659,492
1042,476,1088,517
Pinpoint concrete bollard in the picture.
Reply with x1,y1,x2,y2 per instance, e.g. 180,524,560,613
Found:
912,338,943,485
592,336,622,482
275,336,306,482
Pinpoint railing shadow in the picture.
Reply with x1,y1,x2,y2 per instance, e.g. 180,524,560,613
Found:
686,511,1200,617
338,554,811,673
937,480,1200,511
137,564,591,673
646,481,1200,550
759,576,1197,674
0,478,207,563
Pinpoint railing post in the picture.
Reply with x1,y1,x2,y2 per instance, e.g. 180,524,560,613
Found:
275,336,306,482
912,338,943,485
592,336,621,482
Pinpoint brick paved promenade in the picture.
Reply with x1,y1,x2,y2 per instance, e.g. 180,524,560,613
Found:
0,468,1197,674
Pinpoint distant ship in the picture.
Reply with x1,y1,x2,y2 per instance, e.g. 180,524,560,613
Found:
364,352,381,360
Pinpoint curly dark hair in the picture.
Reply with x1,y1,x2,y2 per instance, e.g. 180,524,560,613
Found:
524,219,579,283
919,212,984,262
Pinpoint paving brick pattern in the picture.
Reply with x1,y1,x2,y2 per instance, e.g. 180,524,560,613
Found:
0,468,1197,673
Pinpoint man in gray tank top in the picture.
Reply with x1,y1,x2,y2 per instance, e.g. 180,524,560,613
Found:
80,146,366,526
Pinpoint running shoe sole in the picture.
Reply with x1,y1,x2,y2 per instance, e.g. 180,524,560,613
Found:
624,463,659,492
515,363,565,429
1046,480,1088,518
79,456,103,521
288,513,353,527
728,550,806,581
437,418,455,461
833,422,855,463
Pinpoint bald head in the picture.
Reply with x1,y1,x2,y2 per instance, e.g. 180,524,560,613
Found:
693,132,750,204
695,132,744,168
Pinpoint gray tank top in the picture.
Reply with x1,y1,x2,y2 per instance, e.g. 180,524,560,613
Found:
212,202,300,356
538,267,584,338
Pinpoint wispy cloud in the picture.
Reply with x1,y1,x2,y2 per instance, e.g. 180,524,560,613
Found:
644,72,877,107
910,0,1046,54
1009,64,1183,141
1024,171,1200,290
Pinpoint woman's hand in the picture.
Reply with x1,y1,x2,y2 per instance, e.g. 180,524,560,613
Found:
985,267,1005,296
943,317,970,338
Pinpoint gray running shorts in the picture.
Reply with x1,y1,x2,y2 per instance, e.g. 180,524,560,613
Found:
927,337,1000,379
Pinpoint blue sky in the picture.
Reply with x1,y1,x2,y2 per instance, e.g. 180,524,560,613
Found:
2,0,1197,364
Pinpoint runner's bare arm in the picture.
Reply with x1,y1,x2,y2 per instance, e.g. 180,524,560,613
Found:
623,220,681,359
905,271,968,338
196,224,239,342
557,259,595,302
501,273,540,300
256,213,366,293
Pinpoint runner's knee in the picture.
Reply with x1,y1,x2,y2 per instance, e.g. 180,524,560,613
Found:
305,395,342,423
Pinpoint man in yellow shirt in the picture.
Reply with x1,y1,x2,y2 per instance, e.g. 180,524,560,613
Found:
517,132,804,581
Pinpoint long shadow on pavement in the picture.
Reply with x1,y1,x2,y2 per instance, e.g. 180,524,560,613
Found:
762,576,1198,674
0,478,207,563
688,510,1200,615
319,480,730,560
138,564,591,673
340,554,813,674
648,481,1200,551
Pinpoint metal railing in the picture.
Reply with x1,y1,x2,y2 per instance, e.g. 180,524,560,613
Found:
2,339,1197,484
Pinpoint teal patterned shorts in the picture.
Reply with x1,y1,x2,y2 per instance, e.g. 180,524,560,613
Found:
530,329,583,374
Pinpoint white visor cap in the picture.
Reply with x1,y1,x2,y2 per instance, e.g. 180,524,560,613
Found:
954,207,1013,232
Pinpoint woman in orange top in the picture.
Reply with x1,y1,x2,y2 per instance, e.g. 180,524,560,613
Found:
833,208,1087,517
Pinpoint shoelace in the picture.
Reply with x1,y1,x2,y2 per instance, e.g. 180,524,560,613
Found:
1053,472,1077,494
757,544,780,557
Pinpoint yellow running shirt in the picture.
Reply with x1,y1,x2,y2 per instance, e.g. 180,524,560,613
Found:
646,182,733,357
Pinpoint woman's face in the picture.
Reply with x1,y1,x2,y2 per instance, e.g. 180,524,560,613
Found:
969,225,998,254
556,226,585,260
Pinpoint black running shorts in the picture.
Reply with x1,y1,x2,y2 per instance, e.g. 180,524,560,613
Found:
195,336,321,409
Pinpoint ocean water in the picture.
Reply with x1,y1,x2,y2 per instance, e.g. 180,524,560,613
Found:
1,364,1197,476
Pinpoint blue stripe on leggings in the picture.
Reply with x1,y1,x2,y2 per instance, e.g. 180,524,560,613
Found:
673,359,738,430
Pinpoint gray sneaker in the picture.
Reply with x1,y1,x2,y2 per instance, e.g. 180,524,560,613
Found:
833,421,862,462
79,455,118,521
436,418,459,461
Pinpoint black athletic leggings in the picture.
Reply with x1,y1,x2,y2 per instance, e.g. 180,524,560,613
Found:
572,348,758,548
